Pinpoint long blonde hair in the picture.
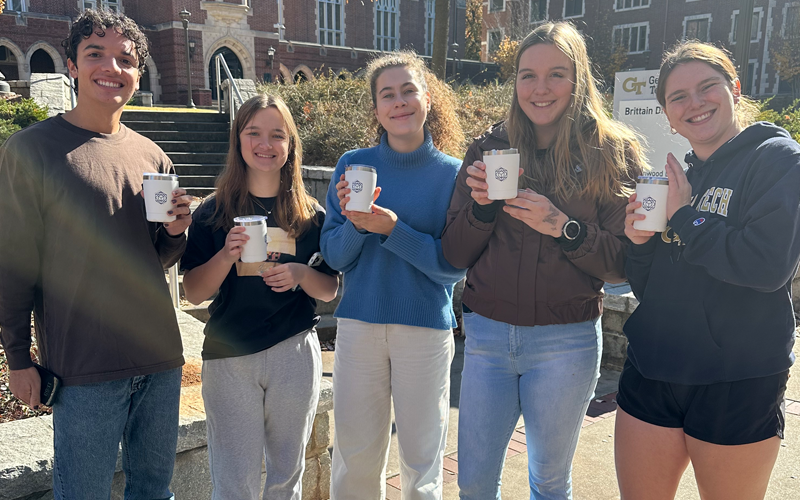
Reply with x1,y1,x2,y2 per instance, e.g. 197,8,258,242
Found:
656,40,759,128
211,94,318,238
364,51,464,157
506,22,645,204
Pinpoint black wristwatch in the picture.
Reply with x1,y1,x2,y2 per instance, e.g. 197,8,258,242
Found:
559,218,581,241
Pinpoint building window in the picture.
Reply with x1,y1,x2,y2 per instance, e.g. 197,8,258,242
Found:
744,60,757,95
615,0,648,12
489,0,504,13
4,0,27,12
318,0,343,46
730,8,763,44
375,0,399,51
684,15,711,42
785,4,800,38
425,0,435,56
488,29,503,55
613,22,649,54
564,0,583,18
81,1,121,12
530,0,547,23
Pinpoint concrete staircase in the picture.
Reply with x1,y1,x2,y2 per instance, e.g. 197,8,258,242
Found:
122,110,229,198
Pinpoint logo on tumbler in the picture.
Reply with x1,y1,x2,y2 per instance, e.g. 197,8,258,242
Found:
155,191,168,205
351,180,363,193
495,167,508,182
642,196,657,211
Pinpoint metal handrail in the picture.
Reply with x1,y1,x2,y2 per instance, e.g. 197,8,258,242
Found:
214,53,245,127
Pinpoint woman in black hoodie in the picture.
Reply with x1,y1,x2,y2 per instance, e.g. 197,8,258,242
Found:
616,41,800,500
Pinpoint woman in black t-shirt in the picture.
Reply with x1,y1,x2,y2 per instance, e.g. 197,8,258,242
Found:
181,94,339,499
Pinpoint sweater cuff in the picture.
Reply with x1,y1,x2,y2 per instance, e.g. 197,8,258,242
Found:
669,205,702,240
629,236,658,255
338,219,371,254
471,200,504,223
381,219,424,262
6,346,34,370
465,201,499,231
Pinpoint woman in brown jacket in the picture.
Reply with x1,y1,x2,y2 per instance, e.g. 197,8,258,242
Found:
442,22,645,499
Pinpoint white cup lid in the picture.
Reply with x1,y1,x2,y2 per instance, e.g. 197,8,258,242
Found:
143,173,178,181
234,215,267,226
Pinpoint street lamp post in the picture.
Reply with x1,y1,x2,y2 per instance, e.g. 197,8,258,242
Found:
180,9,195,109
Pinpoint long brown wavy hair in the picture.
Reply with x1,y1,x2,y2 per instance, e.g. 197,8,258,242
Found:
506,22,646,204
656,40,759,128
365,51,464,157
211,94,318,238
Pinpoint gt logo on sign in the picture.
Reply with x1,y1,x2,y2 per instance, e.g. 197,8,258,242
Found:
622,77,646,95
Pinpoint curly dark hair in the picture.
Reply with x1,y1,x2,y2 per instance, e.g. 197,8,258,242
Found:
364,51,464,158
62,9,150,93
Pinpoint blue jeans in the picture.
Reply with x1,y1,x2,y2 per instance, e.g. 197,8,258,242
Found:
457,313,601,500
52,367,182,500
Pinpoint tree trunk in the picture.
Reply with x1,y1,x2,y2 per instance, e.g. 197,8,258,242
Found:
431,0,450,79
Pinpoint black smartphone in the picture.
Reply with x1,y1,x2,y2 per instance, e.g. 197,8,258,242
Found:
33,363,61,407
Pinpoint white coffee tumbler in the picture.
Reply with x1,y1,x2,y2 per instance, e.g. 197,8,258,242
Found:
143,173,180,222
634,176,670,232
234,215,269,263
344,165,377,213
483,149,520,200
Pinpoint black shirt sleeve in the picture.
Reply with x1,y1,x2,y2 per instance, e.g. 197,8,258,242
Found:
181,200,219,272
313,209,340,276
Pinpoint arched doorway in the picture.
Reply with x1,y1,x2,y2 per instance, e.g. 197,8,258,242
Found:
0,45,19,80
208,47,243,100
29,49,55,73
139,66,151,92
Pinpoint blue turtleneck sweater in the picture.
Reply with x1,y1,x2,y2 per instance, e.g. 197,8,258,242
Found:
320,131,466,330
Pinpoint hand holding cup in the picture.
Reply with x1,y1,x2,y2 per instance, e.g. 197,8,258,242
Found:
221,226,249,264
164,189,193,235
625,193,656,245
665,153,692,221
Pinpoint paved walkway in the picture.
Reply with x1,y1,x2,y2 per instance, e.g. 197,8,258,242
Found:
321,336,800,499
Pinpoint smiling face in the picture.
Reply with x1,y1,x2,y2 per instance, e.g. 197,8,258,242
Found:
67,27,140,111
373,66,430,146
515,43,575,148
239,107,290,182
662,60,742,159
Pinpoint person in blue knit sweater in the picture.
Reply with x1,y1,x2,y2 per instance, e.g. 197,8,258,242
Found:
320,51,467,500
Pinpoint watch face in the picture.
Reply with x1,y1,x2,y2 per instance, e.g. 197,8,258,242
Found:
564,220,580,239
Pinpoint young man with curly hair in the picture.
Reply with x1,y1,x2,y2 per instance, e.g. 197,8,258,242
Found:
0,9,192,499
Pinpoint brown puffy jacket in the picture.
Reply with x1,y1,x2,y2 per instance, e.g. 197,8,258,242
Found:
442,122,634,326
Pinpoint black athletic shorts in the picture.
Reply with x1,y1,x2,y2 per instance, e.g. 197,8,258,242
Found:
616,360,788,445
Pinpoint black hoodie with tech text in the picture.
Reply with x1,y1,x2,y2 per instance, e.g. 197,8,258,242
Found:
624,122,799,385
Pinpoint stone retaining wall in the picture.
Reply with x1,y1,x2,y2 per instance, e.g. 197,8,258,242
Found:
0,311,333,500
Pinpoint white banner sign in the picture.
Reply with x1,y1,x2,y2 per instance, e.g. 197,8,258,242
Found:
616,99,691,172
613,70,692,170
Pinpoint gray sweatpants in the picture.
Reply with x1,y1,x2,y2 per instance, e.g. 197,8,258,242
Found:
201,329,322,500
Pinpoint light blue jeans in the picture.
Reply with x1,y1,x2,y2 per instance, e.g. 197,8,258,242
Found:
52,367,182,500
457,312,601,500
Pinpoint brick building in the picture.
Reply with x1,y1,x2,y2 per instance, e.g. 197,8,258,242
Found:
0,0,484,105
480,0,799,96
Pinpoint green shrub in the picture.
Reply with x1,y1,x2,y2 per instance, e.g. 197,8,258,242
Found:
455,81,513,142
758,98,800,143
0,98,49,145
257,74,512,164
